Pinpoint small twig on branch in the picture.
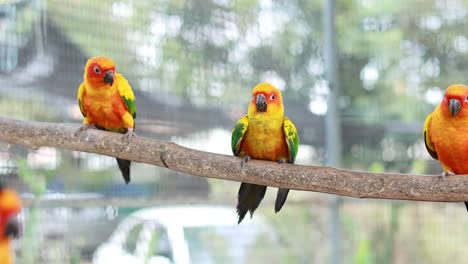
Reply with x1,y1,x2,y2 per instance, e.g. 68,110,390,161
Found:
0,116,467,202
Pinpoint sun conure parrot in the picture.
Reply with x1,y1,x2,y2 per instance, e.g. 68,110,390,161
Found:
77,56,137,184
0,183,22,264
424,84,468,212
231,82,299,223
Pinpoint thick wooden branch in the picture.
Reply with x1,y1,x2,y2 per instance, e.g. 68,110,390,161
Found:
0,116,467,202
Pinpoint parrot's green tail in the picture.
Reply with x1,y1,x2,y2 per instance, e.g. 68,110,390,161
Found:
236,183,267,224
116,158,131,184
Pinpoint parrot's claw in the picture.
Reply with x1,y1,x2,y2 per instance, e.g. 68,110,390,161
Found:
123,128,136,142
436,171,455,181
241,155,251,168
277,158,287,164
75,124,95,137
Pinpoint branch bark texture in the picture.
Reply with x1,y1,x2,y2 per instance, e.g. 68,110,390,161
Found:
0,116,467,202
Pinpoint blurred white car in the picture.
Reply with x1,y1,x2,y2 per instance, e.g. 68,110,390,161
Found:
19,192,120,261
93,205,283,264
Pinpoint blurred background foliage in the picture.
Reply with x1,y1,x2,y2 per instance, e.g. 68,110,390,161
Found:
1,0,468,263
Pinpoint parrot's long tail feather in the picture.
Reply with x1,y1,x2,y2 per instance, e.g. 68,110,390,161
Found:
116,158,131,184
275,188,290,213
464,202,468,212
94,126,132,184
236,183,267,224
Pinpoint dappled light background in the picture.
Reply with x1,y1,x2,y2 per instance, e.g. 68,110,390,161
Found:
1,0,468,263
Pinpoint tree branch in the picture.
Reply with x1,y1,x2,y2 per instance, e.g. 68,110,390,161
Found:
0,116,467,202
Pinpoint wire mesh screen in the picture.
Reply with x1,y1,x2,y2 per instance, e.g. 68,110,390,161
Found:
1,0,467,263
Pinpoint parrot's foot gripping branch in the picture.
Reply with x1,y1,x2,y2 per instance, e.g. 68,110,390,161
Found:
74,124,96,137
277,158,287,164
123,128,136,142
240,155,251,168
435,171,455,181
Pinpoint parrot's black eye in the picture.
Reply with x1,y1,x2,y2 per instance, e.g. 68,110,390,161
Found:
465,95,468,102
270,94,275,101
93,66,101,74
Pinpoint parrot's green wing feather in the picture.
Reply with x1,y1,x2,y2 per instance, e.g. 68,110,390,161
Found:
423,112,438,160
231,115,249,156
283,116,299,164
77,82,86,117
116,73,137,119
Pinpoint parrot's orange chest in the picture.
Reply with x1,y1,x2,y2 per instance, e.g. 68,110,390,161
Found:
0,238,12,264
82,87,127,130
431,112,468,173
240,117,288,161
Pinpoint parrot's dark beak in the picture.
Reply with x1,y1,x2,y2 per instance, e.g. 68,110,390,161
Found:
256,94,267,112
4,217,20,239
449,99,461,116
104,70,114,86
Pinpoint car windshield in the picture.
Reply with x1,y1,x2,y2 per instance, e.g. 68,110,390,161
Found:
184,224,285,264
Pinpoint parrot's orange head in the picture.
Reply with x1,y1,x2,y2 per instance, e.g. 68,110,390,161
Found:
248,83,284,118
84,56,116,88
0,184,21,241
441,84,468,118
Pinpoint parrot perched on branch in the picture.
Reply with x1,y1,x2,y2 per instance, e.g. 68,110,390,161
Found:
77,56,137,184
424,84,468,211
231,82,299,224
0,183,22,264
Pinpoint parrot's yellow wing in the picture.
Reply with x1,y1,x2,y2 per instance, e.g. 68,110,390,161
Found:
424,112,438,160
77,82,86,117
116,73,137,120
231,115,249,156
283,116,299,163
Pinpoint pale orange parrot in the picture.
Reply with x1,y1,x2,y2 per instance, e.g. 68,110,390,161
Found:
424,84,468,211
0,183,22,264
77,56,136,184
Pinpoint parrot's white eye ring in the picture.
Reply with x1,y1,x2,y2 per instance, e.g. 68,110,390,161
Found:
94,66,101,74
465,95,468,102
270,94,275,100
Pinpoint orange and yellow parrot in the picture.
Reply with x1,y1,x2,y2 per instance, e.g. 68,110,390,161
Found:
0,183,22,264
232,82,299,223
77,56,137,184
424,84,468,211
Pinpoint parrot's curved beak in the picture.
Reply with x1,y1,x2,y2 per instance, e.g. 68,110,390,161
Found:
104,70,114,86
256,94,267,112
4,217,20,239
449,99,461,116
